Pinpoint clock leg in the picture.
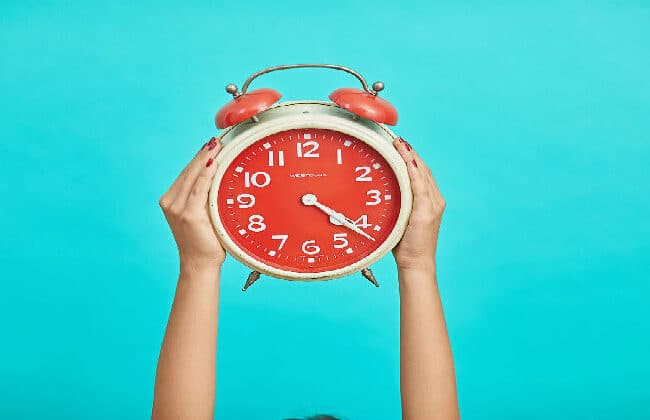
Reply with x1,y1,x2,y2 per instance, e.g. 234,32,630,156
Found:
361,268,379,287
242,271,261,291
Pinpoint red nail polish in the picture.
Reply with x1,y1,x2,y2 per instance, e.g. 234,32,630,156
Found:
208,136,217,145
205,158,214,167
412,159,418,168
399,137,412,151
208,142,217,151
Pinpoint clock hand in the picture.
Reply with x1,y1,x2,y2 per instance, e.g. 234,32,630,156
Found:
333,213,376,242
328,214,344,226
301,194,376,242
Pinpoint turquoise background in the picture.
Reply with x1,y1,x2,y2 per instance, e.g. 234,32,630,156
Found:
1,1,648,419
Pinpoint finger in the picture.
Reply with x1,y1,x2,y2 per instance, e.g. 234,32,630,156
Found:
411,151,443,203
405,145,445,207
173,140,222,210
185,150,221,213
163,136,218,203
393,138,429,201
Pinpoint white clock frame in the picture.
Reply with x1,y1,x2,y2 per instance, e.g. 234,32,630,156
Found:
208,100,412,280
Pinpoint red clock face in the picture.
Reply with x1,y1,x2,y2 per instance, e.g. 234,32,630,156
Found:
217,128,401,275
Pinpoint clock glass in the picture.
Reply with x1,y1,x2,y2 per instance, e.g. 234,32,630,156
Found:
216,128,401,274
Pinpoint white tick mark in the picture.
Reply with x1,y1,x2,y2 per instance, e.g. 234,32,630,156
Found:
263,142,271,149
373,163,381,169
343,140,352,147
307,257,315,263
303,133,311,139
345,248,354,254
226,199,234,205
385,194,392,200
268,250,276,256
235,166,244,173
238,229,247,235
373,225,381,231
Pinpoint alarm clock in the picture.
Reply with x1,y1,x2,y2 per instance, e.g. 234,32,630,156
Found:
208,64,412,290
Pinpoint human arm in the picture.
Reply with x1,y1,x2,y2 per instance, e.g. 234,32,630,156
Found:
393,138,459,420
152,138,225,420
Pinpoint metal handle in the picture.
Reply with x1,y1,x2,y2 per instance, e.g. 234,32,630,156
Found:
225,63,385,97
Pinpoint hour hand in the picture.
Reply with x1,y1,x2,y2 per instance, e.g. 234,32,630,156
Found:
335,213,375,242
329,215,343,226
301,194,375,242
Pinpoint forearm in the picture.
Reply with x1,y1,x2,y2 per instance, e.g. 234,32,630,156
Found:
152,263,221,420
399,265,459,420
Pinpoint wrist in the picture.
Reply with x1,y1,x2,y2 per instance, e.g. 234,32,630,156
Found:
397,261,438,290
179,256,223,277
395,256,436,273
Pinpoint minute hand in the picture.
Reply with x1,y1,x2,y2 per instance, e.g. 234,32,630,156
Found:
311,200,376,242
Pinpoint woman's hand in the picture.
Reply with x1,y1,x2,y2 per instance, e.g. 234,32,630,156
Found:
153,138,224,420
393,139,458,420
392,138,446,271
158,137,226,271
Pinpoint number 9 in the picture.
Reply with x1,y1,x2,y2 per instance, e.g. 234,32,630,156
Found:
237,193,256,209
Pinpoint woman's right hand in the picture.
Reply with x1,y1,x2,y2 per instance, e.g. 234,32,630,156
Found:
392,138,446,271
158,137,226,271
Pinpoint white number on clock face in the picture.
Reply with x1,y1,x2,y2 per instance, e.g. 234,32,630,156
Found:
333,233,348,249
296,141,320,158
355,166,372,182
245,171,271,188
237,193,255,208
268,150,285,167
301,240,321,255
365,189,382,206
271,234,288,249
248,215,266,232
354,214,371,228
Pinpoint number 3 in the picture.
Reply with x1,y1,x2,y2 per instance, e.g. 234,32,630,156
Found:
365,190,382,206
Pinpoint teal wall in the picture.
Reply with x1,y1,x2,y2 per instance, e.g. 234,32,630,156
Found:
1,1,648,419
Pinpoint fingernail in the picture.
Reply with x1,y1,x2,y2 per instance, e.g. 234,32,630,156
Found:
208,142,218,151
412,159,418,168
202,137,217,151
399,137,412,151
205,158,214,167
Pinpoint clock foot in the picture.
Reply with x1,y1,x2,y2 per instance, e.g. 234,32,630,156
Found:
242,271,261,291
361,268,379,287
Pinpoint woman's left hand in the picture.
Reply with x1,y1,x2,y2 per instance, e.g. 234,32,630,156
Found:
392,138,446,271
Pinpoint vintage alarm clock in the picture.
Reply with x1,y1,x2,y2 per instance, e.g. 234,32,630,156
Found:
208,64,412,290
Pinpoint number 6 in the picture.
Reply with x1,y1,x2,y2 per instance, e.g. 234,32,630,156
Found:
301,240,320,255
